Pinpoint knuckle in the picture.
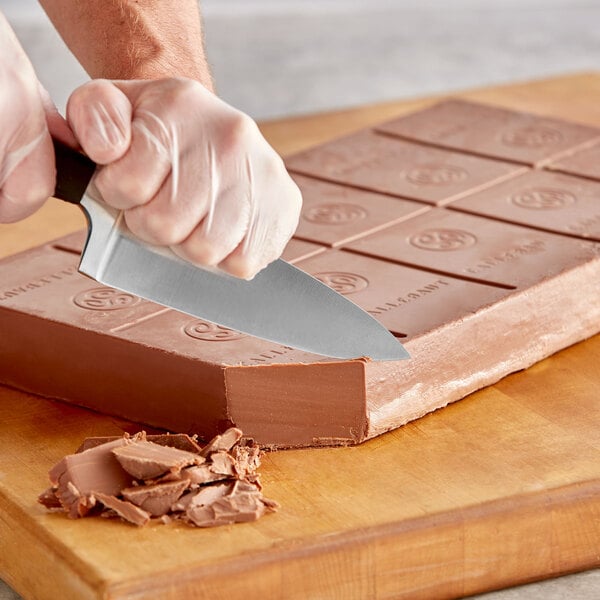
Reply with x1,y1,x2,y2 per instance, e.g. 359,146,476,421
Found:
222,112,257,153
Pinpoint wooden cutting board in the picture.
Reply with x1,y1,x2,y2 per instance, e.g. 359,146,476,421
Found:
1,73,599,600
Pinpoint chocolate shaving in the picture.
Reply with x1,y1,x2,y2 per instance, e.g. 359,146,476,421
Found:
39,427,278,528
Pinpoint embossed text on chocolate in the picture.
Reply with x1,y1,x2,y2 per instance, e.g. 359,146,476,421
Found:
368,279,449,315
0,266,77,301
466,239,546,274
248,346,296,364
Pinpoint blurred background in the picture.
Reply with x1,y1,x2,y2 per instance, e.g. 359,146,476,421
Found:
2,0,600,120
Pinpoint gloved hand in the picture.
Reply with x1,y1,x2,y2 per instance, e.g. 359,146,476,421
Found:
67,78,303,279
0,13,57,222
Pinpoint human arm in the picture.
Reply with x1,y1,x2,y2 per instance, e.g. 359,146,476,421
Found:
38,0,214,90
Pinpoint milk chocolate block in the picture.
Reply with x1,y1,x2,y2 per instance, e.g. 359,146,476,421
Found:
286,130,524,205
292,174,428,247
449,170,600,241
3,98,600,448
346,208,598,288
547,140,600,181
376,99,600,166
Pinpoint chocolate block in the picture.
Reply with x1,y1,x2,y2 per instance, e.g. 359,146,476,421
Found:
376,99,600,166
286,130,524,205
546,140,600,181
292,174,428,247
346,208,598,288
2,98,600,448
448,170,600,242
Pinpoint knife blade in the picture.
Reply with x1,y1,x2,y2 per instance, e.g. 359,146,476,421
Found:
52,138,409,361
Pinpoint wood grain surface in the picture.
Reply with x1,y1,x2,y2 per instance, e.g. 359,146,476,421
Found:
1,73,599,600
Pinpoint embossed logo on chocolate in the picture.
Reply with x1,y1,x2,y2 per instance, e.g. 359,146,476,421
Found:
314,272,369,295
73,287,141,311
406,164,468,186
502,126,563,148
303,203,368,225
410,229,477,251
184,320,245,341
510,188,576,209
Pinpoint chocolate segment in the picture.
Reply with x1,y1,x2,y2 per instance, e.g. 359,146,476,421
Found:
345,208,598,288
376,99,600,166
292,174,428,246
286,130,524,205
448,170,600,241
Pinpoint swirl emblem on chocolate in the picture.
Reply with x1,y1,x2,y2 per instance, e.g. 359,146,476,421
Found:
184,320,245,341
501,126,563,148
510,188,576,209
406,164,468,186
73,287,140,311
410,229,477,251
304,203,368,225
314,272,369,295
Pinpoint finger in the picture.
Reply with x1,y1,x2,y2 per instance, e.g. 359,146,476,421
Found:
93,105,178,211
123,162,207,246
172,182,252,267
0,130,55,222
219,174,302,279
67,79,132,165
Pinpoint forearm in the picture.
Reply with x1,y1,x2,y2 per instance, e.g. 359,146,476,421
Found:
38,0,214,91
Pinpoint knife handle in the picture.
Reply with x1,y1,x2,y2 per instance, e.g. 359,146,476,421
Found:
52,137,97,205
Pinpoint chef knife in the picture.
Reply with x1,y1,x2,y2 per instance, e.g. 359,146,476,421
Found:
52,138,409,361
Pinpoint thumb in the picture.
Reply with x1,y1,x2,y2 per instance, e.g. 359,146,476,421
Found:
66,79,133,165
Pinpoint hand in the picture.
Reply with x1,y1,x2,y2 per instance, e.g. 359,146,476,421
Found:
0,13,57,222
67,78,303,279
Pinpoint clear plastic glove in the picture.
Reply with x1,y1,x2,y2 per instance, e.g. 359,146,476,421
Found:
67,78,303,279
0,12,57,222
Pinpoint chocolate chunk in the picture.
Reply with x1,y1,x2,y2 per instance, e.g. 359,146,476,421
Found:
121,479,189,517
200,428,243,457
376,99,600,166
48,438,133,518
179,464,229,486
184,480,277,528
78,433,203,454
94,492,150,527
208,451,236,476
112,441,204,480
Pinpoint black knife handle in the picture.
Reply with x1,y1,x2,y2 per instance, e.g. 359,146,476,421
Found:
52,137,97,205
